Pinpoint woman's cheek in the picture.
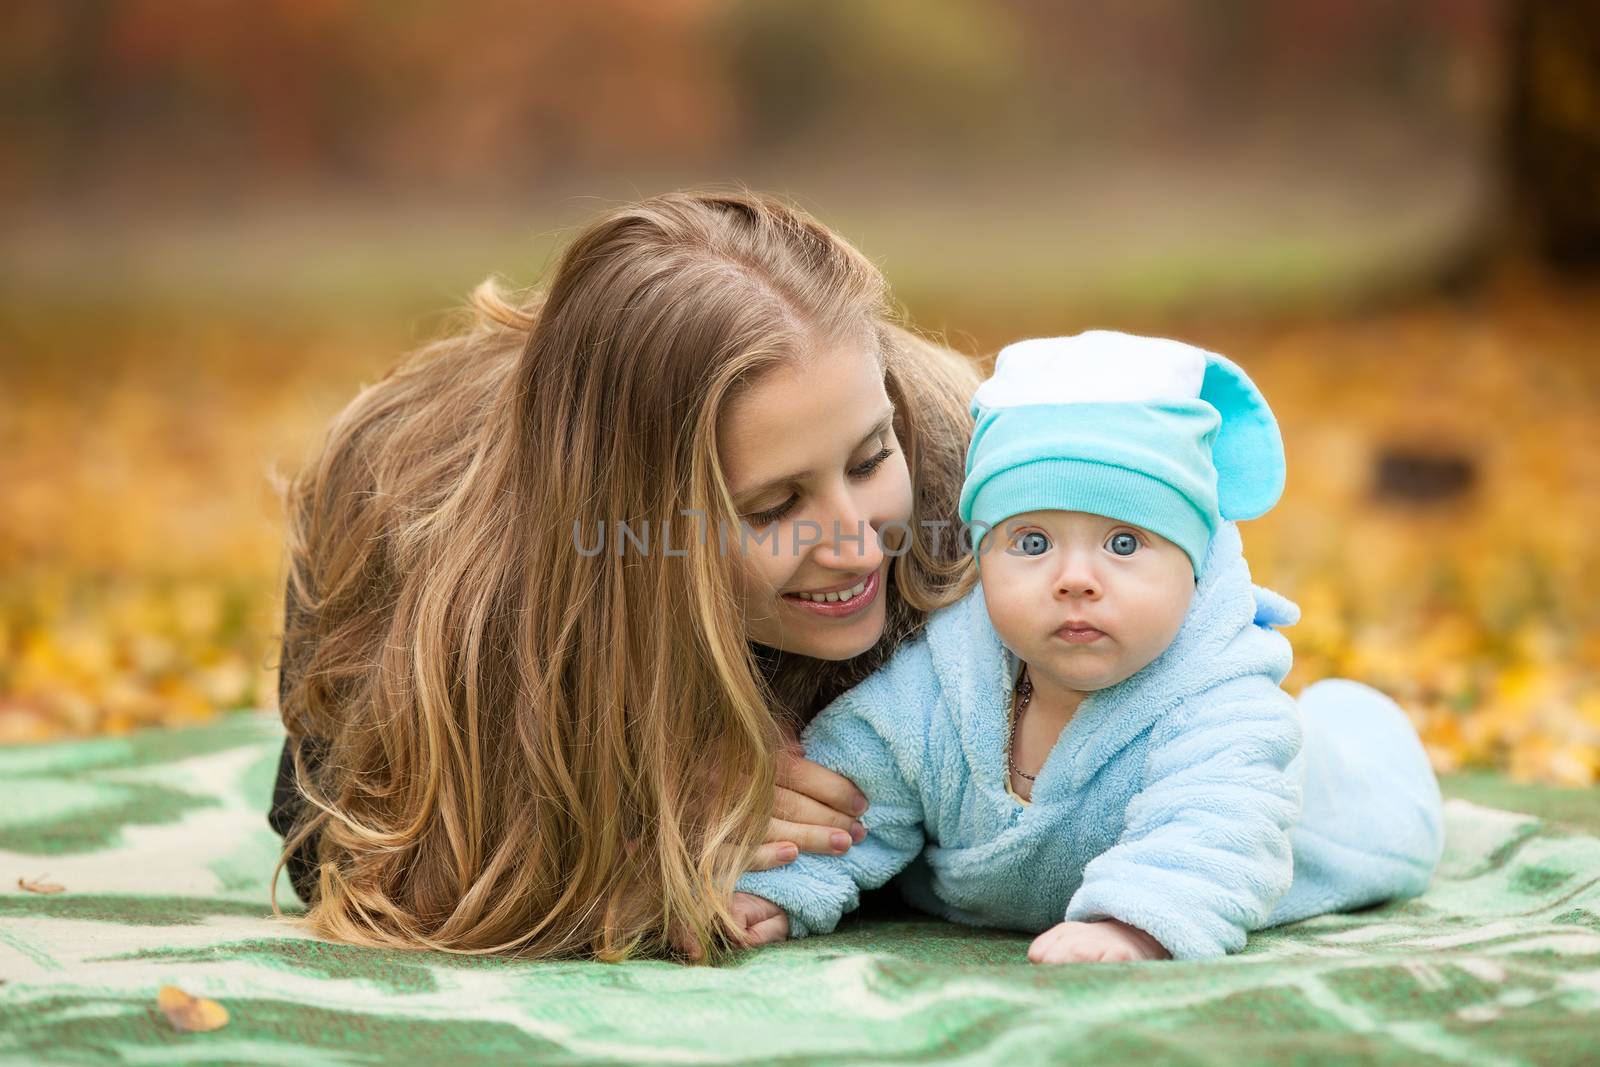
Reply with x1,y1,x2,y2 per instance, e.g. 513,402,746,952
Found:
875,452,915,531
750,551,788,601
731,527,799,608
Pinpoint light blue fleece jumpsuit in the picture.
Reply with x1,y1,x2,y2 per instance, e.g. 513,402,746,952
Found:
736,521,1445,960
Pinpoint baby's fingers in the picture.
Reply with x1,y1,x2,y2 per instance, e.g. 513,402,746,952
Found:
742,910,790,946
730,891,779,922
1027,924,1076,964
728,892,789,946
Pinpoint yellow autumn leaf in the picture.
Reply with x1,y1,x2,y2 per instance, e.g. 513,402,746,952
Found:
156,985,230,1033
17,874,65,894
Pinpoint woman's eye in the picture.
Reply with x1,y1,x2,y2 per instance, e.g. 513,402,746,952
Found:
748,496,798,526
745,446,895,526
1015,531,1051,557
850,446,895,479
1107,532,1140,557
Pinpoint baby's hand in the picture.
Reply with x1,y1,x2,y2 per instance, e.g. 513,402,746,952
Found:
729,892,790,946
1028,918,1171,964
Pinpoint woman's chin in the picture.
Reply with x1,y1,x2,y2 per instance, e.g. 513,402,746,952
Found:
764,599,886,661
805,629,884,662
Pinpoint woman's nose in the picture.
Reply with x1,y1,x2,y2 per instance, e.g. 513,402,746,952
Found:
809,487,884,569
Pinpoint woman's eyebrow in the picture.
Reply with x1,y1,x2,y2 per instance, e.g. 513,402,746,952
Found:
734,406,896,501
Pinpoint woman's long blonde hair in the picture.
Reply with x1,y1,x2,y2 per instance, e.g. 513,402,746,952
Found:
273,188,979,960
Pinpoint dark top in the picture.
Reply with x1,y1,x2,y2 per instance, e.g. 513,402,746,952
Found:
267,585,325,906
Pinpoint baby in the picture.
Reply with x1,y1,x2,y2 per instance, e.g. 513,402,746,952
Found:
732,330,1445,963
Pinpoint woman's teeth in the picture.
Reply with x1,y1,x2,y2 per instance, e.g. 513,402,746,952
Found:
793,577,869,603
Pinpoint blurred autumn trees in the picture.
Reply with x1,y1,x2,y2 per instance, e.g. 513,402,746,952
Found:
3,0,1499,202
1,0,731,195
1506,0,1600,270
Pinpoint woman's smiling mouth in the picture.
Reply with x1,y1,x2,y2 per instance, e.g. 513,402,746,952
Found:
782,568,881,617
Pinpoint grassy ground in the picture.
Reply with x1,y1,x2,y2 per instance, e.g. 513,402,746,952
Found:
1440,770,1600,834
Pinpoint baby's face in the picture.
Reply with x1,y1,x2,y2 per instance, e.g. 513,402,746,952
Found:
977,510,1195,695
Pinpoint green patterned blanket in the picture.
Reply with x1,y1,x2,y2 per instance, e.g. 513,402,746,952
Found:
2,714,1597,1066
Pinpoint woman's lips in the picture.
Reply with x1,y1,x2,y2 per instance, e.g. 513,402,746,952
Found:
1055,625,1106,644
782,567,881,619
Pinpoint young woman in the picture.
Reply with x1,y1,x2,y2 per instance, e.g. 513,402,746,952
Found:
268,189,981,961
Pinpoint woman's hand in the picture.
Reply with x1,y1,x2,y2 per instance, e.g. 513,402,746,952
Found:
1027,918,1172,964
748,741,869,872
729,892,790,946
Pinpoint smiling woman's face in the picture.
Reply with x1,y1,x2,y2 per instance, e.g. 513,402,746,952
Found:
717,339,914,661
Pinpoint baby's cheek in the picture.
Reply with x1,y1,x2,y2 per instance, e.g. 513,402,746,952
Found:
1112,603,1186,684
1154,580,1195,645
980,574,1034,652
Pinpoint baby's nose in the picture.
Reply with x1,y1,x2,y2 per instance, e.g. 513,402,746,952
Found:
1055,559,1101,598
1057,578,1100,598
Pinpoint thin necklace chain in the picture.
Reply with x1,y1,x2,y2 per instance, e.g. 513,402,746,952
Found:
1006,664,1036,784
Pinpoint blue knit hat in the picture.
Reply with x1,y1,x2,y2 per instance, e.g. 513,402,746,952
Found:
957,330,1285,576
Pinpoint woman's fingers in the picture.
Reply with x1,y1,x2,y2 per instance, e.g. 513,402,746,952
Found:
746,841,800,872
763,753,867,863
776,752,868,821
767,818,854,856
772,786,863,836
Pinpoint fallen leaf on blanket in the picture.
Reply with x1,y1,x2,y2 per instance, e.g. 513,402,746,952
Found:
157,986,230,1032
17,875,64,894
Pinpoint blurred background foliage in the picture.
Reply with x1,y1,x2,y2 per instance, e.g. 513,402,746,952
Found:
1,0,1597,785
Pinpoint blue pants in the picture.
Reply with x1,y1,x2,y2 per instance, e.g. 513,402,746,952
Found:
1266,678,1446,927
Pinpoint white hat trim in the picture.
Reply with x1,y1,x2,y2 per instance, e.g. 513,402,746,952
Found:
973,330,1209,411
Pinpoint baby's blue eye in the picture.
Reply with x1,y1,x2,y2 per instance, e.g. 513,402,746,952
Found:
1107,532,1140,556
1015,531,1051,557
